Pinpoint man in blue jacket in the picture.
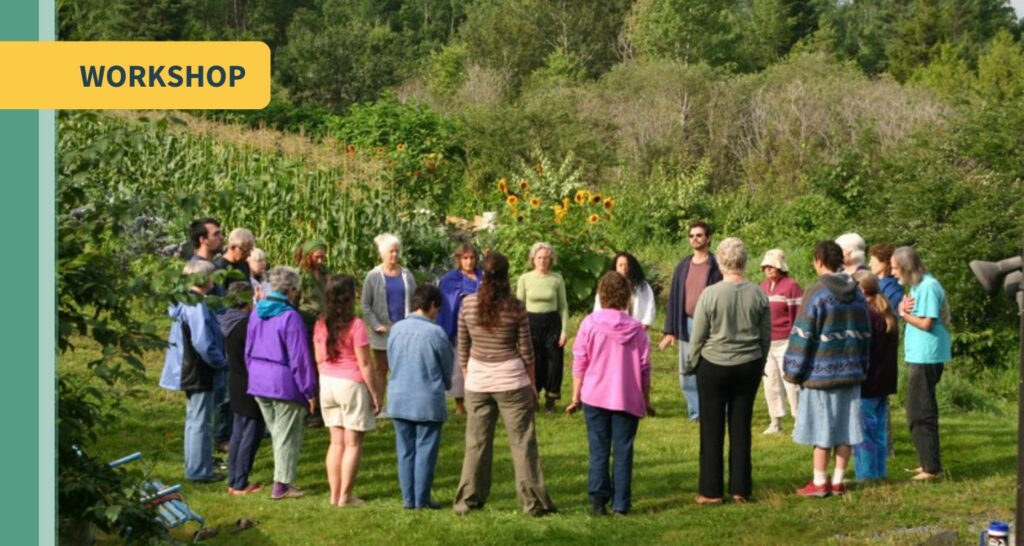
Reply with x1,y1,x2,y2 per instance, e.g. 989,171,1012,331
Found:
659,221,723,422
160,259,228,483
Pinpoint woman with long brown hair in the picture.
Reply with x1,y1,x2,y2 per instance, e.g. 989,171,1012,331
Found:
313,274,381,506
452,252,557,517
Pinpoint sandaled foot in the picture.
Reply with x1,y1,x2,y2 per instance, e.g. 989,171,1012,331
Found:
904,466,923,474
227,483,263,496
912,471,939,481
731,495,749,504
695,495,723,505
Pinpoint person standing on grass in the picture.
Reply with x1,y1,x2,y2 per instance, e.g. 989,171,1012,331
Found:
567,271,654,516
437,243,482,416
295,239,331,428
593,251,656,331
687,238,771,505
387,284,454,510
314,274,381,506
159,259,228,484
453,252,557,517
221,282,264,495
362,233,417,418
851,271,899,481
516,242,570,413
784,241,871,498
659,221,722,422
868,243,903,315
245,266,318,500
759,249,802,434
891,246,951,481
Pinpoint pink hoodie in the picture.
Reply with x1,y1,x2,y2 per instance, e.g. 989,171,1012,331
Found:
572,309,652,418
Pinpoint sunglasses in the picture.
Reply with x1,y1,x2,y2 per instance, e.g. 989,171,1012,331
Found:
688,233,705,239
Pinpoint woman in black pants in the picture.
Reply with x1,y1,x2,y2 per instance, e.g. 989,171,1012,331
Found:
685,237,771,504
516,242,569,412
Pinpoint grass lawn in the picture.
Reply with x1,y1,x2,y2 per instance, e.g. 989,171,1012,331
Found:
63,324,1017,545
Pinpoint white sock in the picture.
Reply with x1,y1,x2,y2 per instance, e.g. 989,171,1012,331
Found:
832,468,846,485
813,470,828,486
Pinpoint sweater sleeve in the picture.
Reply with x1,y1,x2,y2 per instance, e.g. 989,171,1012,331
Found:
517,311,536,369
285,313,317,399
787,280,803,332
191,306,227,369
663,262,682,336
758,292,772,364
638,283,656,327
437,329,455,391
457,300,470,369
783,290,818,384
639,330,652,391
516,273,527,303
360,272,382,330
687,292,710,373
557,274,569,338
571,317,591,378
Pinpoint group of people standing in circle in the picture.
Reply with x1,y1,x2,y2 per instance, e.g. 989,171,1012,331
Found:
162,215,952,517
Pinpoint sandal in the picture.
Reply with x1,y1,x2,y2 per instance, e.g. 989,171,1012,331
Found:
731,495,749,504
227,483,264,496
695,495,723,505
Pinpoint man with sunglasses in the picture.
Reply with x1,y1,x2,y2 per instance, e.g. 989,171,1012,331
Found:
659,221,722,422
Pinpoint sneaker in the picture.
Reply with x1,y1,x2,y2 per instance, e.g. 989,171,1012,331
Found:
762,423,783,435
830,482,846,496
191,473,225,484
591,495,608,516
795,480,831,498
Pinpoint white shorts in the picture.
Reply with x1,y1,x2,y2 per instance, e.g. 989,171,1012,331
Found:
320,375,376,431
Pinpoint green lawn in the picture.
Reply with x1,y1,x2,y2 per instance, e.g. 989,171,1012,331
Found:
64,328,1017,545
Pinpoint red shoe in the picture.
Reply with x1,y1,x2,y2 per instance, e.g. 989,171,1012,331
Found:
831,482,845,496
795,480,831,498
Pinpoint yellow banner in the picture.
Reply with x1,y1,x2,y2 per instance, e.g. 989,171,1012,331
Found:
0,42,270,109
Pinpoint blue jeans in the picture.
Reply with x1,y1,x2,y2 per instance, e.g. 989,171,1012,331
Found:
393,419,443,508
854,397,889,480
213,372,232,444
678,317,700,420
583,404,640,513
227,412,265,490
184,390,215,481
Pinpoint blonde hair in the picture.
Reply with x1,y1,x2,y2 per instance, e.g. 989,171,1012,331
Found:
853,271,896,333
715,237,747,274
528,242,557,268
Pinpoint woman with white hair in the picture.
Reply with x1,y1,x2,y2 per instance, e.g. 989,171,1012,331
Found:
835,233,867,275
686,237,771,504
248,247,271,300
245,266,317,499
362,233,417,416
516,242,569,413
891,246,951,481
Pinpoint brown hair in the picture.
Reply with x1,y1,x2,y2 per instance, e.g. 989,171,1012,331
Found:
853,271,896,333
323,275,356,360
598,271,631,311
869,243,895,276
476,252,524,329
452,243,479,270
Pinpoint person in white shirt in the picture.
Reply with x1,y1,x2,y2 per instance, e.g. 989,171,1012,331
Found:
594,252,656,330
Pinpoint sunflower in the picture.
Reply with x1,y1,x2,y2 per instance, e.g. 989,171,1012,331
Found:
574,189,589,205
587,213,600,225
497,178,509,194
518,179,529,191
396,143,407,152
506,194,519,206
345,144,357,155
529,197,541,208
590,193,603,205
553,205,567,224
375,146,387,155
603,197,615,210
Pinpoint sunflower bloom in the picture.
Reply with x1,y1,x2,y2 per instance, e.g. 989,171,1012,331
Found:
396,143,407,152
519,179,529,191
587,213,600,225
553,206,567,224
574,189,589,205
590,193,603,205
506,195,519,206
375,146,387,154
530,197,541,208
497,178,509,194
603,198,615,210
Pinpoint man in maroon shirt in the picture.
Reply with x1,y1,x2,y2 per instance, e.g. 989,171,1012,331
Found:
659,221,723,421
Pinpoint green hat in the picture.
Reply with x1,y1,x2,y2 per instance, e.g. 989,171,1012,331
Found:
302,239,327,254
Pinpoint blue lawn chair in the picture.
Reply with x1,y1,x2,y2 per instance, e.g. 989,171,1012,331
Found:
108,452,206,541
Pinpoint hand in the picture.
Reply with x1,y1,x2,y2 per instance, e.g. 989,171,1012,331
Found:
900,296,915,315
565,399,582,415
307,398,317,415
374,325,388,334
253,284,266,301
558,334,567,347
659,334,676,350
645,402,657,418
371,394,382,415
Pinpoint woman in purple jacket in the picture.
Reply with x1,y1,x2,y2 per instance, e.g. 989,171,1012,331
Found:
245,266,318,500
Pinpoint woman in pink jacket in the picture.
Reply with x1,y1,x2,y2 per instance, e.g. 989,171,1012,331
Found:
566,272,654,516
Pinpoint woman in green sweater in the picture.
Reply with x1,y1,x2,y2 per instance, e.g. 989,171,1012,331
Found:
516,242,569,413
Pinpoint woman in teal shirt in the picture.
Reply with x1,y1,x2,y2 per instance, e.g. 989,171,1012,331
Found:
891,246,951,481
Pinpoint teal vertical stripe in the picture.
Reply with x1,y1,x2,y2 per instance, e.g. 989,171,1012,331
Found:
0,1,41,544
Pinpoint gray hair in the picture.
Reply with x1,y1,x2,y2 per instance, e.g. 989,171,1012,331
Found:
182,259,215,277
715,237,747,274
249,247,267,263
267,265,301,294
374,232,401,254
227,227,254,249
528,242,557,268
835,232,866,266
892,246,927,287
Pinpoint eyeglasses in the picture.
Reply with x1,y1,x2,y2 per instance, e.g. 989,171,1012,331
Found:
688,233,705,239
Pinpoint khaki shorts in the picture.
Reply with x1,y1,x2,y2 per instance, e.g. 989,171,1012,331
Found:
320,375,376,431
